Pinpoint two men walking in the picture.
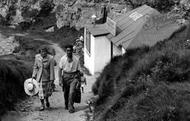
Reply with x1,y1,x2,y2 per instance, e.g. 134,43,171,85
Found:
31,44,83,113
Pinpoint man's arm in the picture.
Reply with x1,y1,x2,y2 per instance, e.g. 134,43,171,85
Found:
76,58,84,83
58,57,63,86
50,57,55,81
53,57,57,66
32,56,38,79
77,58,83,73
58,67,63,86
84,77,87,85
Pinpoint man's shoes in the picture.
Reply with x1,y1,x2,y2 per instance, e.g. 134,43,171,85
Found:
65,106,68,110
39,105,45,111
69,109,75,113
46,102,50,108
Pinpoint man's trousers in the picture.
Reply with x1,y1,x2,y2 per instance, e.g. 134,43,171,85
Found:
62,72,79,111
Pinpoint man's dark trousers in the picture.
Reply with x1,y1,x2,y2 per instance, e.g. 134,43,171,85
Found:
62,72,78,112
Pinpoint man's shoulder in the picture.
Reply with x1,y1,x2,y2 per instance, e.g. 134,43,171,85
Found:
35,54,42,60
60,55,67,59
47,54,54,60
60,55,67,62
35,54,40,57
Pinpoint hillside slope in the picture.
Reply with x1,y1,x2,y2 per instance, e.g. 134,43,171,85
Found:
92,22,190,121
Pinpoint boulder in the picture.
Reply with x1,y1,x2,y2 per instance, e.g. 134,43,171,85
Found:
45,26,54,32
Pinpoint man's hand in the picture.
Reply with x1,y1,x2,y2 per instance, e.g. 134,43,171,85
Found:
59,78,63,87
32,76,36,80
58,67,63,87
59,81,63,87
50,80,55,91
50,80,54,85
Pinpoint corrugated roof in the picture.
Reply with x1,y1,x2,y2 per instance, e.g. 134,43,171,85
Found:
86,5,155,38
123,22,182,49
107,5,161,48
86,24,110,37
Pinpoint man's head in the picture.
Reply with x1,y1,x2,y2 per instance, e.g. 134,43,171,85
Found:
39,46,48,58
79,36,83,41
65,45,73,58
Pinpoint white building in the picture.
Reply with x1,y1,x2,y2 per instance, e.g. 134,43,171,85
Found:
84,5,182,75
84,24,126,75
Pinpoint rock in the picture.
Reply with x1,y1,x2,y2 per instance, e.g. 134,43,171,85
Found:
0,5,8,18
11,9,24,25
9,25,16,29
18,21,32,30
0,35,19,55
31,1,41,11
20,108,27,112
45,26,54,32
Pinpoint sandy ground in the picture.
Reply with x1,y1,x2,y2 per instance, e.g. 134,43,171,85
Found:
1,32,98,121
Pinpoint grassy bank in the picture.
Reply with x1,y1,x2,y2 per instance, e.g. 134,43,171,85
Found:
0,57,32,116
92,23,190,121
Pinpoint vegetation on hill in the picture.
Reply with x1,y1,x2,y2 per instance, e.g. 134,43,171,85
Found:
92,22,190,121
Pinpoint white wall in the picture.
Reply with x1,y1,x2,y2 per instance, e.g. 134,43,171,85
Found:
94,36,111,74
84,29,126,75
122,47,126,54
113,44,122,57
84,28,95,74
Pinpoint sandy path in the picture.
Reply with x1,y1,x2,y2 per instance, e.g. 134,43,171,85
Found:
1,33,97,121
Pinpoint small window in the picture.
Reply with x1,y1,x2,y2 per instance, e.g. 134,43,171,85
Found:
129,12,143,21
86,30,91,54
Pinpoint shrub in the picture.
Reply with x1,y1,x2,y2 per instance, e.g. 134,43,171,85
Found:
37,1,55,17
18,21,33,31
0,58,32,116
21,7,39,19
124,0,175,12
106,82,190,121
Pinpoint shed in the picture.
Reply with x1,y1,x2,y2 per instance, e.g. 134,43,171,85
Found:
84,5,182,75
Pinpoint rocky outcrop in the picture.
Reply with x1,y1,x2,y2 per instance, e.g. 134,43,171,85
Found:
0,0,128,30
0,34,19,55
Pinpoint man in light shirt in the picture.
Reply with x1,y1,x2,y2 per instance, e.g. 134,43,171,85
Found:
58,45,82,113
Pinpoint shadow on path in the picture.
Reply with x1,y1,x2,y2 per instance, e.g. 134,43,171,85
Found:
75,105,89,113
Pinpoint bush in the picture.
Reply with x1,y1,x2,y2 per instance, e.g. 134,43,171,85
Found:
105,82,190,121
21,7,39,19
37,1,55,17
0,58,32,116
124,0,175,12
18,21,33,31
